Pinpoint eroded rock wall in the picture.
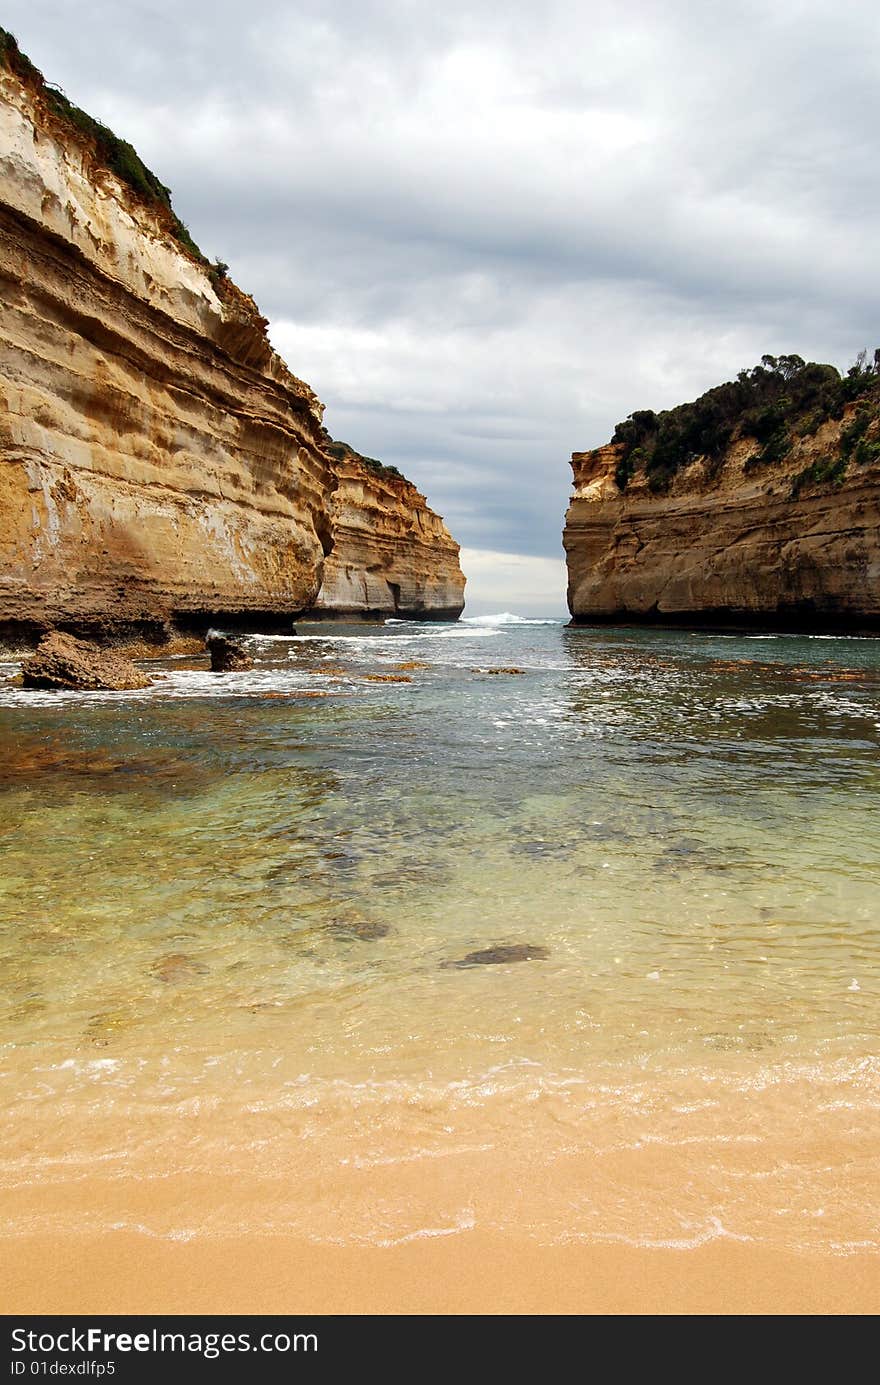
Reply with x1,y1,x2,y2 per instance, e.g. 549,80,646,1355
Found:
0,55,466,642
0,68,335,641
564,418,880,630
309,445,465,620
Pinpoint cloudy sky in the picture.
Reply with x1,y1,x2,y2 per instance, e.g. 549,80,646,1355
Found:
6,2,879,613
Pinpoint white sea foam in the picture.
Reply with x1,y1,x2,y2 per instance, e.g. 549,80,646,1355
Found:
308,626,499,640
357,1211,476,1247
0,667,344,707
462,612,563,626
580,1216,754,1250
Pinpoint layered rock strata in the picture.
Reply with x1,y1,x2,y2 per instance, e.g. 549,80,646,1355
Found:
0,39,465,643
307,442,465,620
565,387,880,631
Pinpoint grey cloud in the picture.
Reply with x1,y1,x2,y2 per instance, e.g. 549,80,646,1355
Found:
5,0,879,605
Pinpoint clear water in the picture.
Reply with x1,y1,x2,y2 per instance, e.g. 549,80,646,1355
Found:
1,616,879,1251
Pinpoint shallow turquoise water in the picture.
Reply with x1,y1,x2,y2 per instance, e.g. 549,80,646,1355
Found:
1,615,878,1248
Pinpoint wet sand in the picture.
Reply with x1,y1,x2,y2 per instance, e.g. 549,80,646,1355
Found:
3,1115,879,1316
4,1228,878,1315
2,1051,879,1317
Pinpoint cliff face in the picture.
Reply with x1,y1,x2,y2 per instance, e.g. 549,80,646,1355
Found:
308,443,465,619
564,361,880,629
0,41,464,641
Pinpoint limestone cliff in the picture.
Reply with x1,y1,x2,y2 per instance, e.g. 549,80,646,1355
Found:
0,33,464,643
564,355,880,630
308,440,465,619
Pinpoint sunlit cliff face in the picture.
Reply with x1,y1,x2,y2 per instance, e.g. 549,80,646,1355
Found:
565,406,880,630
0,59,464,640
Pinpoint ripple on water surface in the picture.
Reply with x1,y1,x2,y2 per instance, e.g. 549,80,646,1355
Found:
1,618,879,1248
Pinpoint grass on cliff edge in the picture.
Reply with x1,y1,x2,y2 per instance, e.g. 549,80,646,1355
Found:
322,436,406,483
0,26,210,266
611,351,880,494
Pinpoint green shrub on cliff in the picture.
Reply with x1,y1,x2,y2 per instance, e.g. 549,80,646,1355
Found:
0,27,207,263
614,448,641,491
0,27,41,83
744,424,791,473
741,401,789,443
790,457,848,497
854,438,880,466
610,352,880,492
323,437,405,482
840,408,871,459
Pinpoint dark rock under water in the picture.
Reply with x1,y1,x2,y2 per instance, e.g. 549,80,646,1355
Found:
327,917,391,942
443,944,551,969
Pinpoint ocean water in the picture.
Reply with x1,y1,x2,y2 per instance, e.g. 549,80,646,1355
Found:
1,615,878,1253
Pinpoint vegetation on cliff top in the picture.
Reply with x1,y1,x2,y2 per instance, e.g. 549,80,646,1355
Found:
322,436,406,483
0,26,208,264
611,351,880,495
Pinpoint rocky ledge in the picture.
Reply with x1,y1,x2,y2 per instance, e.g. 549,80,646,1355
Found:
564,354,880,630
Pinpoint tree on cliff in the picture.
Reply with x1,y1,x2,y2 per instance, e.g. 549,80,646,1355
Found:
610,352,880,492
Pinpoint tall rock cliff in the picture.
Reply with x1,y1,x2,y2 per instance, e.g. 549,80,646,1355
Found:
308,441,465,619
564,355,880,630
0,33,464,642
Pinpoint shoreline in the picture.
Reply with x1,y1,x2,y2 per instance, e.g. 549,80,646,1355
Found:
0,611,466,660
2,618,878,1318
4,1230,878,1315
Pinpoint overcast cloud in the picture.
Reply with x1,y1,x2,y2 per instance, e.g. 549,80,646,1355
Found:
5,2,879,612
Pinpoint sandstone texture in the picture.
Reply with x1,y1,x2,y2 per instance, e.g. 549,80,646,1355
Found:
307,442,465,620
0,39,465,643
21,631,151,690
564,363,880,630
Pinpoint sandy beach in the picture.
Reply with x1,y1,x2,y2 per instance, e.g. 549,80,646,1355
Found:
2,624,879,1319
5,1228,878,1315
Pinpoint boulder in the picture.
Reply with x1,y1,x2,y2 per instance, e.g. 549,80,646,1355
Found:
207,634,254,672
21,632,152,691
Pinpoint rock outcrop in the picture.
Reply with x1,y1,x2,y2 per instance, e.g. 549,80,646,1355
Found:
564,356,880,630
307,441,465,620
0,33,465,644
207,633,254,672
21,631,152,690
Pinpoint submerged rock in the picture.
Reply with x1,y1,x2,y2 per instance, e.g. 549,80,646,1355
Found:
443,943,550,969
151,952,210,984
21,632,152,691
327,916,391,941
470,667,526,675
207,634,254,672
